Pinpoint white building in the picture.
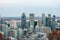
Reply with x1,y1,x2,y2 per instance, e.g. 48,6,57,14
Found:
9,20,17,29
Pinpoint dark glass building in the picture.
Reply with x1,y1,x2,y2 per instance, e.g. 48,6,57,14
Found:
21,13,27,29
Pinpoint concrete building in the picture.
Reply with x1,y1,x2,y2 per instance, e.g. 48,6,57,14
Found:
10,20,17,29
35,25,39,33
2,24,9,38
30,13,34,27
37,19,42,27
18,28,23,37
8,28,17,38
40,26,51,33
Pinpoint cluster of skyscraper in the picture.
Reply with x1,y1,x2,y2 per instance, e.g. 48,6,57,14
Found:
0,13,59,40
42,13,57,31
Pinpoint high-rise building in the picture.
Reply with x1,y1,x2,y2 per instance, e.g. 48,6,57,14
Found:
0,19,5,24
48,14,51,18
42,13,46,26
8,28,17,39
29,25,34,33
30,13,34,27
35,25,39,33
10,20,17,29
30,13,35,32
21,13,27,29
57,19,60,27
8,20,17,39
2,24,8,38
0,24,2,31
37,19,42,32
51,15,57,30
48,14,52,28
46,14,52,29
37,19,42,27
0,18,5,31
45,17,48,26
18,28,23,38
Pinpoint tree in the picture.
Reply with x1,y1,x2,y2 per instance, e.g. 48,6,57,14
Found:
0,33,4,40
47,29,60,40
47,32,54,40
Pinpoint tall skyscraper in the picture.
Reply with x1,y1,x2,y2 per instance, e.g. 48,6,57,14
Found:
30,13,34,27
48,14,52,29
42,13,46,26
30,13,35,32
51,15,57,30
46,14,52,29
21,13,27,29
46,17,49,26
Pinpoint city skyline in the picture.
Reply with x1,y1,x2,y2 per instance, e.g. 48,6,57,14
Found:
0,9,59,40
0,0,60,17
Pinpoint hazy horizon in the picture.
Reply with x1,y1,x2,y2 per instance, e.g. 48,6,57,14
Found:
0,0,60,17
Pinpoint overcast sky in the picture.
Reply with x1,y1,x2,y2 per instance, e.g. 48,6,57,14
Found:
0,0,60,17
